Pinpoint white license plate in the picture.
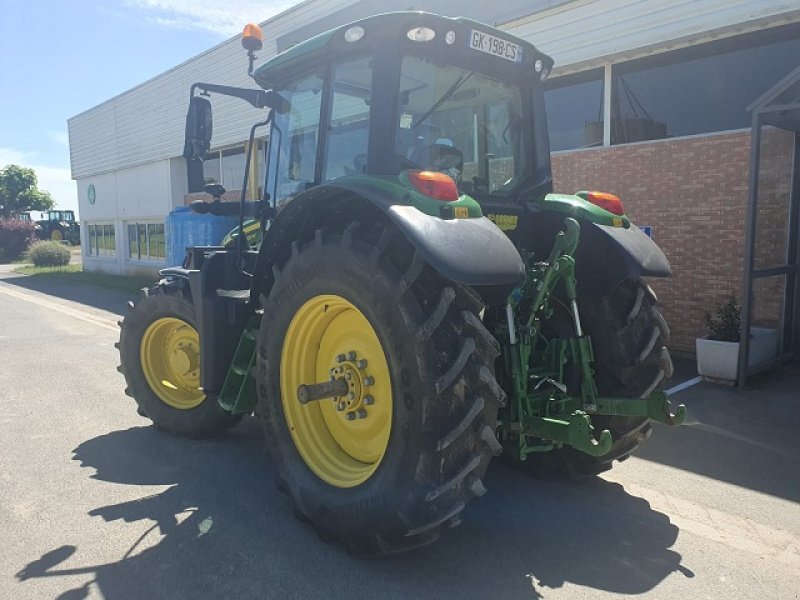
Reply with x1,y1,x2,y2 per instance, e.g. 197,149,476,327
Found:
468,30,523,63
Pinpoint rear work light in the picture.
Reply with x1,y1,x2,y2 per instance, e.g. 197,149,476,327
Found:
586,191,625,216
406,171,459,201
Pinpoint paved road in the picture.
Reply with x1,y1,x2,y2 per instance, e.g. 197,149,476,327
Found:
1,269,798,600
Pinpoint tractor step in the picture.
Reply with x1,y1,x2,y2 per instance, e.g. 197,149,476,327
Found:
218,316,260,415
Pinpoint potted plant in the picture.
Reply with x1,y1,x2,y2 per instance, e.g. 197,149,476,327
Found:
696,295,780,383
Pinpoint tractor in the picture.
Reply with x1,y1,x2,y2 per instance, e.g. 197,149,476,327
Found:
117,12,685,554
32,209,80,244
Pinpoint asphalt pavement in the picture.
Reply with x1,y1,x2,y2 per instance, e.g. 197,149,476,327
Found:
1,267,798,600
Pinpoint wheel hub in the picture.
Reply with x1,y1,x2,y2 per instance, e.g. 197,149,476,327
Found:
328,351,374,418
141,317,204,409
280,295,392,488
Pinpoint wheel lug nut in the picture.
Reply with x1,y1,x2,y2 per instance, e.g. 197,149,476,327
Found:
337,401,346,411
357,359,367,369
348,392,355,400
345,412,356,421
336,354,346,363
363,376,374,386
356,409,368,419
347,351,357,361
345,371,352,380
364,395,374,405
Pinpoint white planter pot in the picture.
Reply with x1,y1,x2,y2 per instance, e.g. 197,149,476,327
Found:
696,327,779,383
696,337,739,382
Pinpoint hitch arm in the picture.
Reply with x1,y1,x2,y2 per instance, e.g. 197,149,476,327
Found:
527,412,613,457
588,391,687,426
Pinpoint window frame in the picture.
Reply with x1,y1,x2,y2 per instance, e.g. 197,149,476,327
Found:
85,222,116,259
125,221,166,262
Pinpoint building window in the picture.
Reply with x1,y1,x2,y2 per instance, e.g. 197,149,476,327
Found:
611,24,800,144
544,69,604,151
127,222,166,261
86,223,115,257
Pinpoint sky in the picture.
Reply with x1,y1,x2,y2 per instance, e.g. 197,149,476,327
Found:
0,0,300,216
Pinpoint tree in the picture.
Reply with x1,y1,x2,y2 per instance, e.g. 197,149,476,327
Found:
0,165,55,219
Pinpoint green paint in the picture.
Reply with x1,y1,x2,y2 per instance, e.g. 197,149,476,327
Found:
218,317,260,415
542,193,631,228
495,217,685,462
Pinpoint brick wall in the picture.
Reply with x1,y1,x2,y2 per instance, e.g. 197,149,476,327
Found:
551,131,753,353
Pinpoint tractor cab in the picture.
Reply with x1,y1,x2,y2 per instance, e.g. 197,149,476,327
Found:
251,13,554,210
46,210,76,222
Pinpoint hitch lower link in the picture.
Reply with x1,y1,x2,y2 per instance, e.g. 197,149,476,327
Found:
525,391,687,458
502,217,685,461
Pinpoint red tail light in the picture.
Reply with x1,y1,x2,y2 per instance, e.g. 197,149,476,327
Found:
406,171,459,202
586,191,625,216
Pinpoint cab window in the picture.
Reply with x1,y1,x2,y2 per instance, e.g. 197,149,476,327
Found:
268,72,324,208
323,58,372,181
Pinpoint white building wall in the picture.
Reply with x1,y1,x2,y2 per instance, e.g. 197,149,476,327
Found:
78,160,173,276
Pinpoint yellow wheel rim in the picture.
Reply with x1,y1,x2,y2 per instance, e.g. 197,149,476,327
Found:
281,295,392,488
140,317,205,410
51,229,63,241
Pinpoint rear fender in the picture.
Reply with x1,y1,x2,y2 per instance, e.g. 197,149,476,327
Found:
252,177,525,305
576,222,671,298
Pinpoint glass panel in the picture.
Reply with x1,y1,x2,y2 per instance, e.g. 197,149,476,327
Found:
324,58,372,181
269,72,323,208
544,69,604,150
611,28,800,144
749,275,786,365
147,223,166,260
221,146,246,190
128,224,138,259
106,224,115,252
87,225,95,256
203,151,221,185
395,55,525,194
257,138,268,197
753,127,794,270
138,224,148,260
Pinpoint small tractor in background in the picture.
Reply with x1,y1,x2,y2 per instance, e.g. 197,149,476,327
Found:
117,12,685,554
27,209,80,244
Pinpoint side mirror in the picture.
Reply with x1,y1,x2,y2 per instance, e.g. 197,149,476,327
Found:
182,95,213,161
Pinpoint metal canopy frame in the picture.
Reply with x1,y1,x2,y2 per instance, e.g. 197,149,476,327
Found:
739,64,800,387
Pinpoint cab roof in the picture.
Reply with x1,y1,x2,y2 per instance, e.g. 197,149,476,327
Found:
253,11,552,90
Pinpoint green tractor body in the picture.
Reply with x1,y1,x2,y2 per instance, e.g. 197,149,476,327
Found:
117,12,684,554
34,209,80,244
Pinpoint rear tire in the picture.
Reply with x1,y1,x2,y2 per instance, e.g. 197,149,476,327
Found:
257,224,504,554
117,280,241,437
526,278,672,478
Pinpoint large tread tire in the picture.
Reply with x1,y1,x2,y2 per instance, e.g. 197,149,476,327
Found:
117,280,241,437
257,223,504,555
526,278,673,478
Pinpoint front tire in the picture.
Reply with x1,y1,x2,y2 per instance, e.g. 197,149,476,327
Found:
117,280,240,437
257,224,504,554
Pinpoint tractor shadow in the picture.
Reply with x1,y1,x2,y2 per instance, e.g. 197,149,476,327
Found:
17,422,689,599
0,272,137,316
